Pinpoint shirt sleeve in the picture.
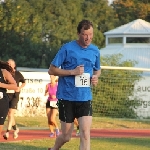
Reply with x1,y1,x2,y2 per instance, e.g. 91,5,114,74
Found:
18,71,25,83
94,49,101,71
51,45,67,67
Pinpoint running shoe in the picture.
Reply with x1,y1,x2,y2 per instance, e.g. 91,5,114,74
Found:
49,132,55,137
13,128,19,139
76,129,80,136
55,128,60,137
3,132,9,140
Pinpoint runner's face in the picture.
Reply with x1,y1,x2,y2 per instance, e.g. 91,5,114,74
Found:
8,60,15,69
50,75,58,83
78,26,93,47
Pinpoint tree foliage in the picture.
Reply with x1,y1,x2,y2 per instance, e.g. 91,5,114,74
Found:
112,0,150,25
0,0,117,67
0,0,150,68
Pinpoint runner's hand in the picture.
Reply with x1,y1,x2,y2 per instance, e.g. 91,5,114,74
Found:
91,75,98,86
15,87,21,92
73,65,84,75
51,95,56,99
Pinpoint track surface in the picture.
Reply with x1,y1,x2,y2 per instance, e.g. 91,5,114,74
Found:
1,129,150,142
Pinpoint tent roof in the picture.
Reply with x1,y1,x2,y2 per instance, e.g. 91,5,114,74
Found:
101,46,150,69
104,19,150,35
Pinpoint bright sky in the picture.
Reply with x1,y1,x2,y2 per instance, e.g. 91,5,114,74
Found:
108,0,113,4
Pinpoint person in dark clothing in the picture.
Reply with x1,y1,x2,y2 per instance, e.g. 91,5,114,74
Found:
3,59,26,140
0,60,17,138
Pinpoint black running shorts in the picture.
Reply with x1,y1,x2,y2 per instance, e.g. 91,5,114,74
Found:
0,94,9,125
58,99,92,123
8,92,20,109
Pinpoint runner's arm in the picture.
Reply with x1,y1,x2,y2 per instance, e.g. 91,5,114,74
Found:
0,69,17,90
48,64,84,76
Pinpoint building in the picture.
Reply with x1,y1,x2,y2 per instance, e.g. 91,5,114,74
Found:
101,19,150,68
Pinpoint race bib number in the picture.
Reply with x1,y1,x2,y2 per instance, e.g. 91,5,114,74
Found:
75,73,90,87
50,101,58,108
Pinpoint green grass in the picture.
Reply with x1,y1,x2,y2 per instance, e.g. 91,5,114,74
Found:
1,138,150,150
92,117,150,129
2,116,150,150
4,116,150,129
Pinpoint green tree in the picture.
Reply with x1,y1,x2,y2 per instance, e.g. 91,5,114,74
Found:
112,0,150,26
0,0,117,67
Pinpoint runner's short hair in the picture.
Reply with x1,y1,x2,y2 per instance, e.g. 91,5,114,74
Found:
77,20,93,34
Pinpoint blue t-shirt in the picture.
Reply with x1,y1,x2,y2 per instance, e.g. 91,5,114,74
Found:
51,40,100,101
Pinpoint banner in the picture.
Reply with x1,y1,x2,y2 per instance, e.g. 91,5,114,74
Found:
133,76,150,118
16,72,50,117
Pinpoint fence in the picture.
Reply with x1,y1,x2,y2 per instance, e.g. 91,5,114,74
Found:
92,66,150,118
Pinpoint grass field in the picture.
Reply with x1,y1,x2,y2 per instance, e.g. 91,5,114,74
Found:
1,116,150,150
1,137,150,150
4,116,150,129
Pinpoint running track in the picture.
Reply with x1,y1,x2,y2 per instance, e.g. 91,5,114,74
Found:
1,129,150,142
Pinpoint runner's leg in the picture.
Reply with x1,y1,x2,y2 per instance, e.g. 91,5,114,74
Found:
52,121,74,150
78,116,92,150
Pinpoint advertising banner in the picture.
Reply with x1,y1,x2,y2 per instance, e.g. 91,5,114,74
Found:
16,72,50,117
133,76,150,118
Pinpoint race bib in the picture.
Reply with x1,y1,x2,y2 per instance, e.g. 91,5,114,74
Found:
75,73,90,87
7,89,15,93
50,101,58,108
0,92,3,99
